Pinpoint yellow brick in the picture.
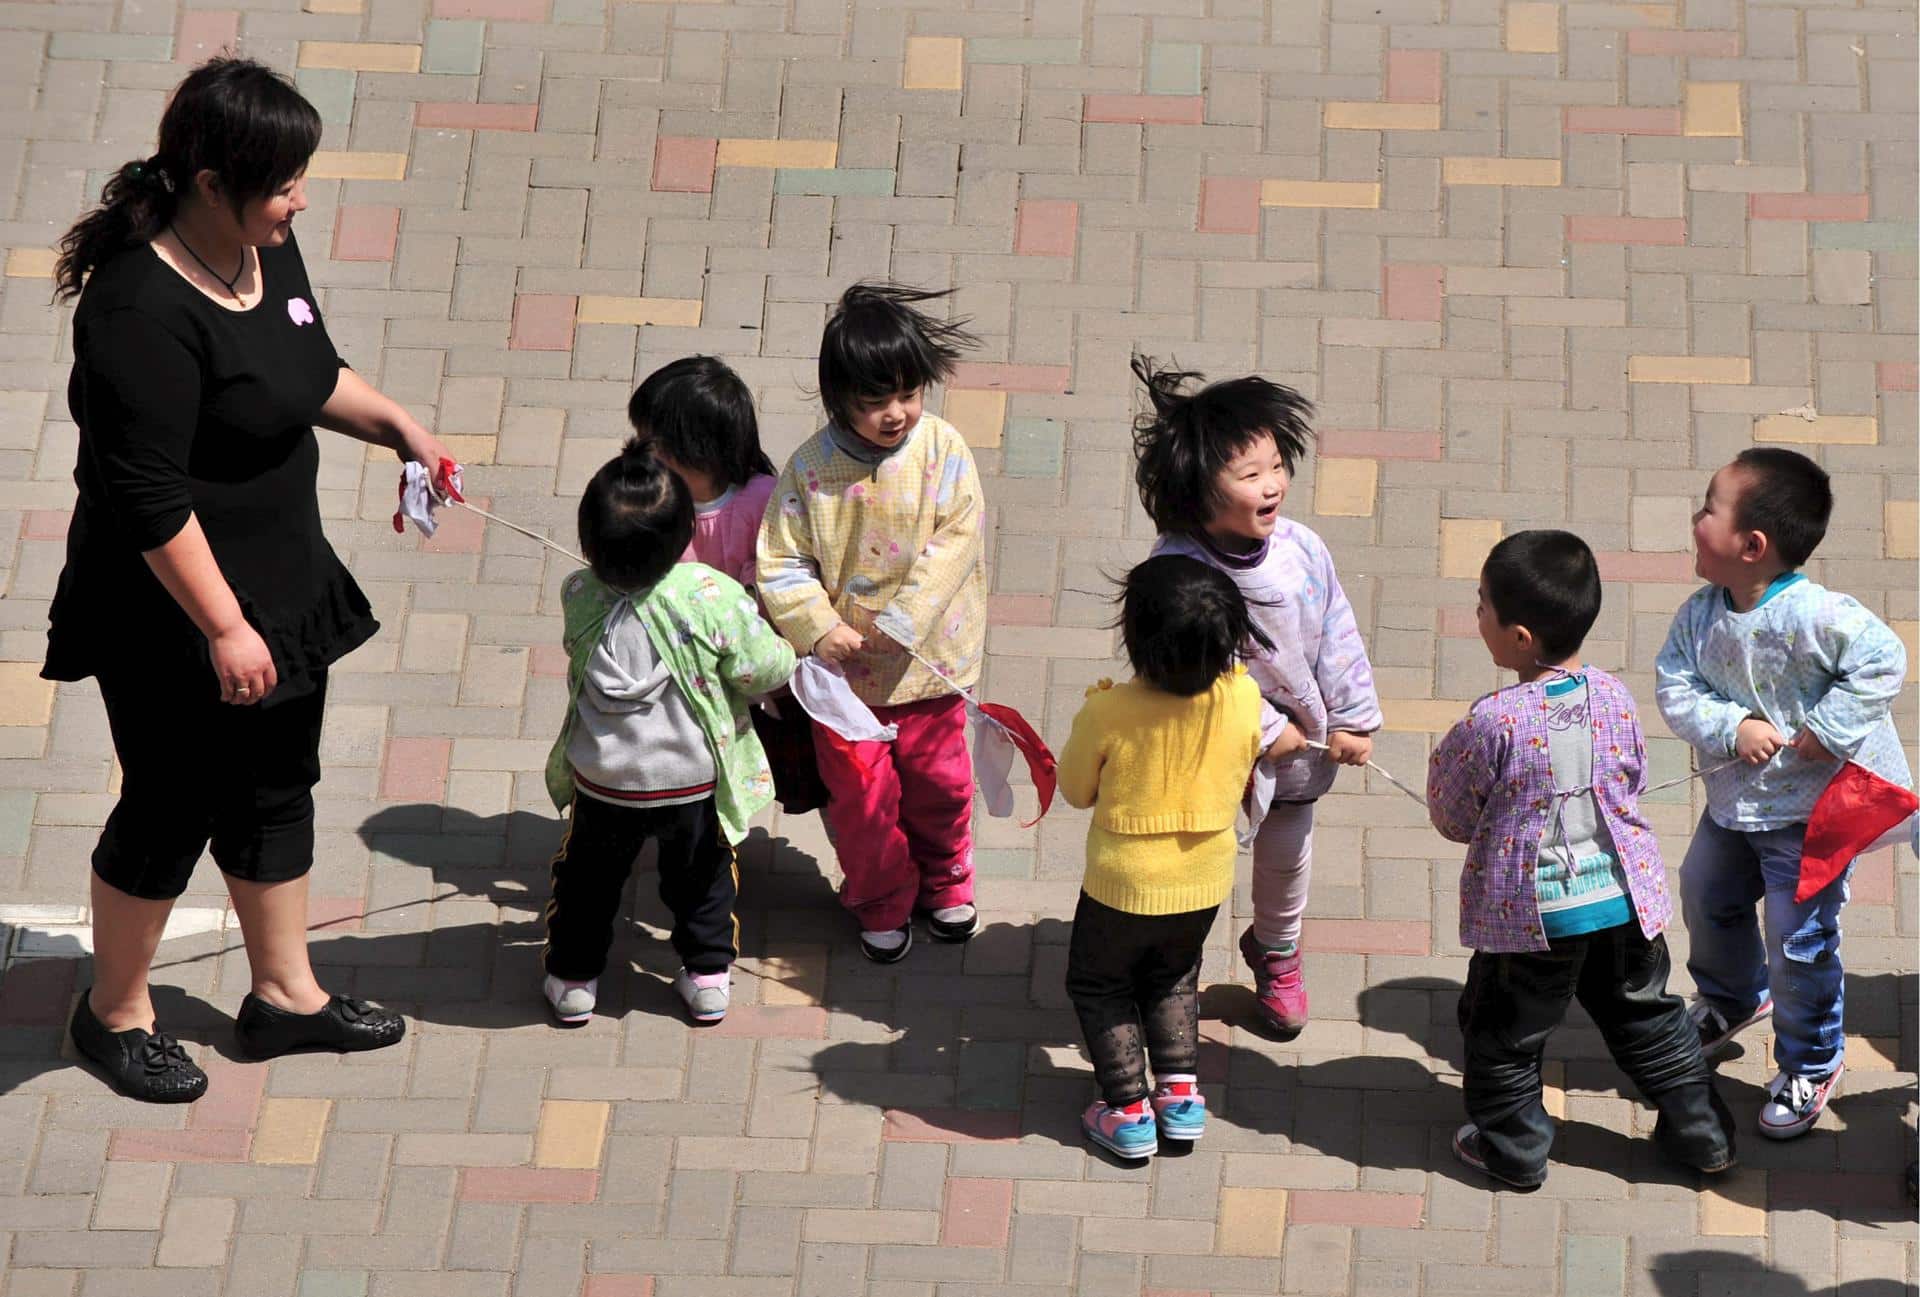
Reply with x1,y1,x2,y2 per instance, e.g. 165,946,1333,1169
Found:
1443,157,1563,187
1506,2,1560,52
904,36,964,91
439,435,497,466
252,1098,331,1165
1847,1035,1900,1071
1217,1187,1288,1256
297,42,421,73
715,139,838,169
1893,621,1919,663
0,663,55,726
305,0,363,11
308,151,409,181
1886,501,1918,560
1541,1060,1566,1119
4,248,55,278
1324,102,1443,131
1684,82,1743,138
576,296,703,327
756,946,828,1006
1699,1169,1767,1236
941,389,1007,449
1627,355,1752,385
534,1101,609,1169
1379,699,1471,734
1753,413,1878,445
1440,517,1504,578
1313,458,1379,517
1260,180,1381,209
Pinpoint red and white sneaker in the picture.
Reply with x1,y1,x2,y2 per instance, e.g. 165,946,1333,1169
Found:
1239,926,1308,1039
1758,1065,1843,1140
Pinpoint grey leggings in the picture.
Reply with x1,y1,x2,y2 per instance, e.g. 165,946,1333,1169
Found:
1065,892,1217,1107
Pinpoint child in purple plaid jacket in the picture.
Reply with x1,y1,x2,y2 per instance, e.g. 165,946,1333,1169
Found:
1426,530,1734,1190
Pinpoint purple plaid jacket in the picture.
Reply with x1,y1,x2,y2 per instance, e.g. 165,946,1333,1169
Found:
1426,668,1671,954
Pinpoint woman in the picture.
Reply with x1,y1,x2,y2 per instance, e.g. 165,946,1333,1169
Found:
45,58,446,1102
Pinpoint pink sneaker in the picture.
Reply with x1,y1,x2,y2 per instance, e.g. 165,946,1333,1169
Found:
1239,926,1308,1039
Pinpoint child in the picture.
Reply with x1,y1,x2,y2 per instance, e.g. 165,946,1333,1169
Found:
629,355,827,815
1430,529,1735,1189
757,283,987,963
1656,448,1911,1139
1058,555,1269,1160
540,445,796,1026
1134,357,1382,1038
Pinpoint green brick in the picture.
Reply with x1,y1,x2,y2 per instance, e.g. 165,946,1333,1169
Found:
422,20,486,76
773,168,897,197
1642,736,1693,805
1147,43,1203,95
0,791,32,858
1812,222,1917,252
971,848,1033,879
1003,419,1064,478
48,32,174,62
296,68,358,127
1563,1236,1625,1297
967,37,1082,66
956,1041,1025,1111
299,1273,368,1297
552,0,605,22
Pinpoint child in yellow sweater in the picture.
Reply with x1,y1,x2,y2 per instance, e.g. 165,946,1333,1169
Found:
1058,554,1270,1160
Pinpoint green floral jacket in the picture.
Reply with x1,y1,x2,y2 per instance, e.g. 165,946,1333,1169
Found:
544,564,796,844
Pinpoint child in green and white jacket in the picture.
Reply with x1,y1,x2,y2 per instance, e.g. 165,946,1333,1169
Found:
541,445,795,1026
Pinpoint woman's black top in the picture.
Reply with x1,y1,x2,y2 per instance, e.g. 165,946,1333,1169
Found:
43,232,377,701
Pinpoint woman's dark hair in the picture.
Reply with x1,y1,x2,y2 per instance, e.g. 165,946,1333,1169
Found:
818,282,978,430
626,356,774,489
1480,529,1602,662
54,57,322,301
1131,356,1315,534
1730,447,1832,568
577,443,695,592
1118,554,1274,697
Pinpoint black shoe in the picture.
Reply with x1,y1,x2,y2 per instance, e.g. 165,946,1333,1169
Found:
920,903,981,943
1451,1123,1543,1191
858,924,914,964
69,991,207,1104
234,992,406,1060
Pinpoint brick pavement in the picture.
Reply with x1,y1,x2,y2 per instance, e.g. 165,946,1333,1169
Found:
0,0,1916,1293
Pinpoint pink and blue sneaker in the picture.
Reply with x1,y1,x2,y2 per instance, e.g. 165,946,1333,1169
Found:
1151,1078,1207,1141
1082,1097,1157,1160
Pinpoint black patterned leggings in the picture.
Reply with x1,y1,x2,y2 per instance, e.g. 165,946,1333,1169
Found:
1065,892,1218,1107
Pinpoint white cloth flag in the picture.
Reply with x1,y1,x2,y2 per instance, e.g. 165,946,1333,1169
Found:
787,657,898,742
394,460,463,538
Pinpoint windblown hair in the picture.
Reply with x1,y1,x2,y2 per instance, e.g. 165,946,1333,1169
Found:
817,283,978,430
1130,356,1315,534
627,356,774,489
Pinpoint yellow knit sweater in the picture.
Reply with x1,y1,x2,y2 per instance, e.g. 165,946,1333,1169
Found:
1057,668,1264,916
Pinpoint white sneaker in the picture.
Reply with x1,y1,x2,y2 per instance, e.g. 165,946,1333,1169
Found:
542,975,597,1026
672,968,730,1023
1758,1064,1843,1140
925,904,981,942
859,924,913,964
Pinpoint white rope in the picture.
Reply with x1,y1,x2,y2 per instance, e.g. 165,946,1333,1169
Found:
1303,740,1430,807
444,497,589,567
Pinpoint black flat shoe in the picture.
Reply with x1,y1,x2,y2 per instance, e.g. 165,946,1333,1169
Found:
234,993,406,1060
69,990,207,1104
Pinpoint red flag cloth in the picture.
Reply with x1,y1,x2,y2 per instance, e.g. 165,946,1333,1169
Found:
977,702,1058,827
1797,761,1919,902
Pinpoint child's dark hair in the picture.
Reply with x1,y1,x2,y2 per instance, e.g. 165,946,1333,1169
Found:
1730,447,1832,568
1480,530,1602,662
1131,356,1315,534
626,356,774,488
577,443,694,592
1119,554,1275,696
818,283,978,430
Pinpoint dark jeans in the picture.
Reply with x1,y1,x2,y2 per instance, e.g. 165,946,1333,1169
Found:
1458,923,1734,1186
543,794,738,981
1066,892,1216,1107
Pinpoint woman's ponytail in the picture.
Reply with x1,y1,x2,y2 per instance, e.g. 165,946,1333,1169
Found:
53,156,177,302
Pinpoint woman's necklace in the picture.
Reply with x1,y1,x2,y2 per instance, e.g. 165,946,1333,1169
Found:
169,224,246,297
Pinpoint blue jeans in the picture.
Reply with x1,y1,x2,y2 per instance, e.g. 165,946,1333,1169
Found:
1679,814,1848,1078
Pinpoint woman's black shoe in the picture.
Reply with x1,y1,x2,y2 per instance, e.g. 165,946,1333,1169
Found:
234,993,406,1060
69,991,208,1104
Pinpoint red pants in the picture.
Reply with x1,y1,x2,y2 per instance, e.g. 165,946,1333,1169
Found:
813,694,975,931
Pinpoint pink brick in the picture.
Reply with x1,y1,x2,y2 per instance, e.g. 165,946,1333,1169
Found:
652,137,718,193
941,1177,1012,1247
1318,428,1443,461
1627,29,1741,57
380,737,451,803
988,595,1054,626
1015,199,1078,257
1144,1291,1210,1297
1564,106,1682,135
582,1280,654,1297
21,510,70,540
1198,177,1262,235
1878,362,1918,392
308,895,367,933
1382,264,1443,322
188,1059,267,1132
1851,848,1894,904
1748,193,1870,222
415,103,540,132
882,1109,1022,1143
1083,94,1205,125
0,958,75,1028
1289,1190,1425,1228
1301,918,1429,955
423,493,488,555
432,0,550,17
530,644,571,677
1566,216,1687,245
109,1129,250,1163
1436,605,1479,638
705,1005,827,1038
176,10,238,64
1594,550,1695,583
947,363,1071,394
1385,50,1443,104
511,294,577,351
331,206,400,262
458,1168,599,1203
